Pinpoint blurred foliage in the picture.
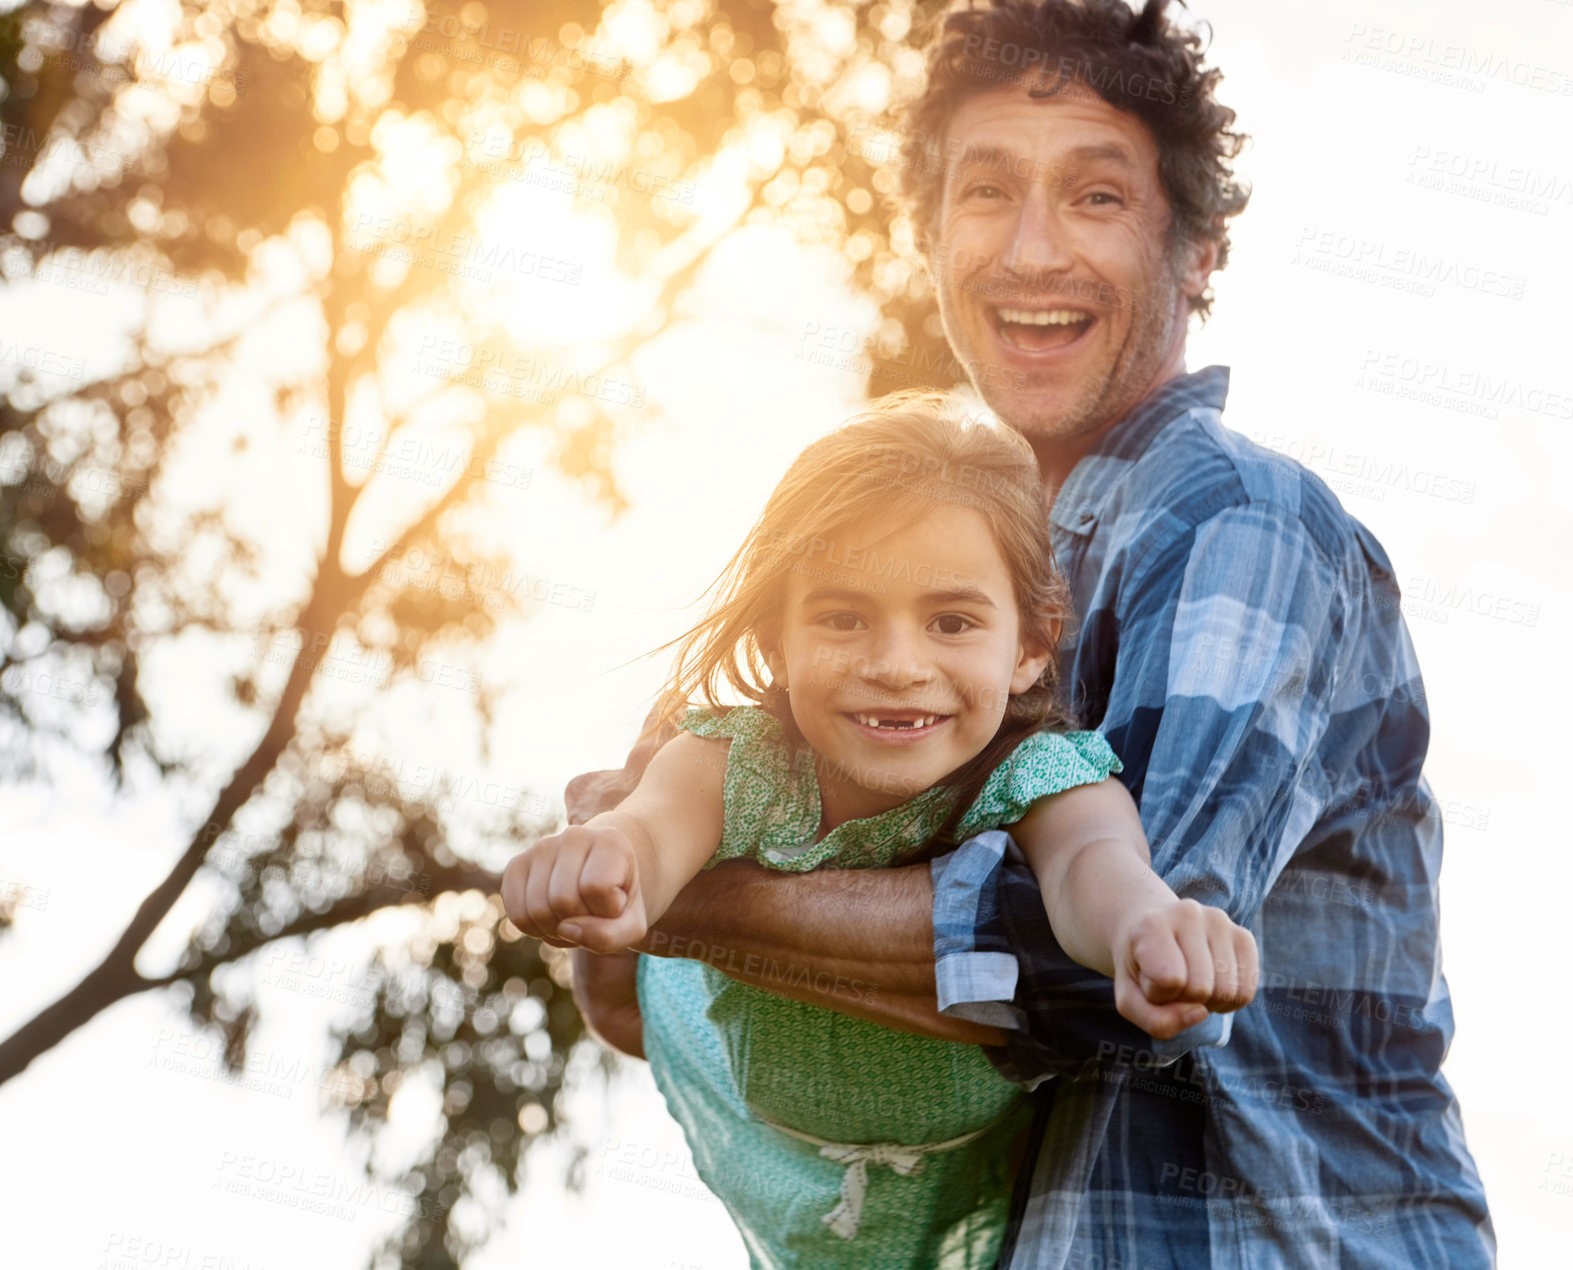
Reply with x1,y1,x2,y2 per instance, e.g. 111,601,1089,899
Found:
0,0,957,1264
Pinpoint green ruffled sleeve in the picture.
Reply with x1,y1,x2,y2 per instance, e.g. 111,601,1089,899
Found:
677,706,824,868
955,729,1123,839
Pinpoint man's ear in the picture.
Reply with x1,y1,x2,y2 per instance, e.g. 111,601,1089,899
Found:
1178,231,1220,302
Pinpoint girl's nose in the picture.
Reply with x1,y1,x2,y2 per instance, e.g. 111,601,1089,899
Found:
860,627,934,690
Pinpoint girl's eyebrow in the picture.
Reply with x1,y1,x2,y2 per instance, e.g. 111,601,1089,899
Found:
925,587,997,608
799,585,997,608
799,586,869,606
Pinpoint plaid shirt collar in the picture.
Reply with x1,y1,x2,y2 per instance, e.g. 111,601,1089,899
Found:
1048,364,1231,537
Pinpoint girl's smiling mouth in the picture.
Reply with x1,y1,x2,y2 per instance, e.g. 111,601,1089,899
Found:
844,711,952,742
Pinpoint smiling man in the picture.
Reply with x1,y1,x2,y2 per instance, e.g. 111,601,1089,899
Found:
542,1,1495,1266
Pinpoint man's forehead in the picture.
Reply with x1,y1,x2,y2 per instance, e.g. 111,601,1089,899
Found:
945,86,1159,168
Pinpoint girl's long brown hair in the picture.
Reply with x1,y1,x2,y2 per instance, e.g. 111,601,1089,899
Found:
650,390,1080,849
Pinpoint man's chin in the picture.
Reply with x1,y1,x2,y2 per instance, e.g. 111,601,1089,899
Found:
976,380,1104,445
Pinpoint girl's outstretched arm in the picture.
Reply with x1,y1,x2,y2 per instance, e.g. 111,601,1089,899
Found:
1009,780,1260,1038
502,731,727,951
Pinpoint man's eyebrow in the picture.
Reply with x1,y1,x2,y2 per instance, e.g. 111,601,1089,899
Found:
955,143,1018,172
1065,142,1135,168
953,141,1136,179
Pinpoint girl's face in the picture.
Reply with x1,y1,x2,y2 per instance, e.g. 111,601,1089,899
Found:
765,502,1052,828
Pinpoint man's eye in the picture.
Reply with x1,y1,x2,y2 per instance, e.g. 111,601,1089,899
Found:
964,183,1003,200
1084,191,1122,206
931,614,974,635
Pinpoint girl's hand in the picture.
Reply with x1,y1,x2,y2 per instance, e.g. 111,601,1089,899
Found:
1111,899,1259,1041
501,825,650,953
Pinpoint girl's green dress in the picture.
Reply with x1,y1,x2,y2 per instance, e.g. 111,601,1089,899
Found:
637,706,1121,1269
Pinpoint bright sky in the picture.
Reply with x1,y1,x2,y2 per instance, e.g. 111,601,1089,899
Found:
2,0,1571,1266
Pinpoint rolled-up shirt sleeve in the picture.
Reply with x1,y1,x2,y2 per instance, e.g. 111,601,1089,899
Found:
934,502,1348,1085
932,834,1228,1086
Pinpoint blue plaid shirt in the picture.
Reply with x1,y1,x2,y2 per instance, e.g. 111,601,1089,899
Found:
932,366,1495,1268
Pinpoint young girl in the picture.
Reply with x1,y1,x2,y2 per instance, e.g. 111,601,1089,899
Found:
504,392,1257,1267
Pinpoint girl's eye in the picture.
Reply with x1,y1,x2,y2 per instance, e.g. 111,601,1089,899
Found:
821,611,863,632
931,614,975,635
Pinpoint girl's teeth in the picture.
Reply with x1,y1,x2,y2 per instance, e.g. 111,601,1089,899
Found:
855,713,938,729
997,307,1089,326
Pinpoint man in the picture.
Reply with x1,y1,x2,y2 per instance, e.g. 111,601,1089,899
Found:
510,0,1496,1264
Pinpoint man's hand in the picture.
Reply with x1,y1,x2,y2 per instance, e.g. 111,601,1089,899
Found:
1112,899,1259,1040
501,824,650,951
570,949,646,1060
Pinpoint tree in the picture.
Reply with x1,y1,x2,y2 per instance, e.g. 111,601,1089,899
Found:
0,0,955,1263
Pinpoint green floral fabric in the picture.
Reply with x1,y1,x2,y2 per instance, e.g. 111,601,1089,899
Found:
681,704,1122,872
637,706,1122,1269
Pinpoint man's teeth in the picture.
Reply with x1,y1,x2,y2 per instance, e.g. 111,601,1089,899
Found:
997,307,1089,326
854,713,940,729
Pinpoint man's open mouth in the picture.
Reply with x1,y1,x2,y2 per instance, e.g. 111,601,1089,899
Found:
993,305,1094,353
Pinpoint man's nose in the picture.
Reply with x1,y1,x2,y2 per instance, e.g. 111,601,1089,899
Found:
1000,188,1075,285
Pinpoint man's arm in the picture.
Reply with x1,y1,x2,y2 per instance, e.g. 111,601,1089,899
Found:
561,711,1003,1056
643,857,1006,1045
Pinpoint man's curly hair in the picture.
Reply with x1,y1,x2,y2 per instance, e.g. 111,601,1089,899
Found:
897,0,1249,319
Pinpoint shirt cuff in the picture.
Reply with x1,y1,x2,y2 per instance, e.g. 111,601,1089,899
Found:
935,951,1027,1029
930,835,1030,1030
